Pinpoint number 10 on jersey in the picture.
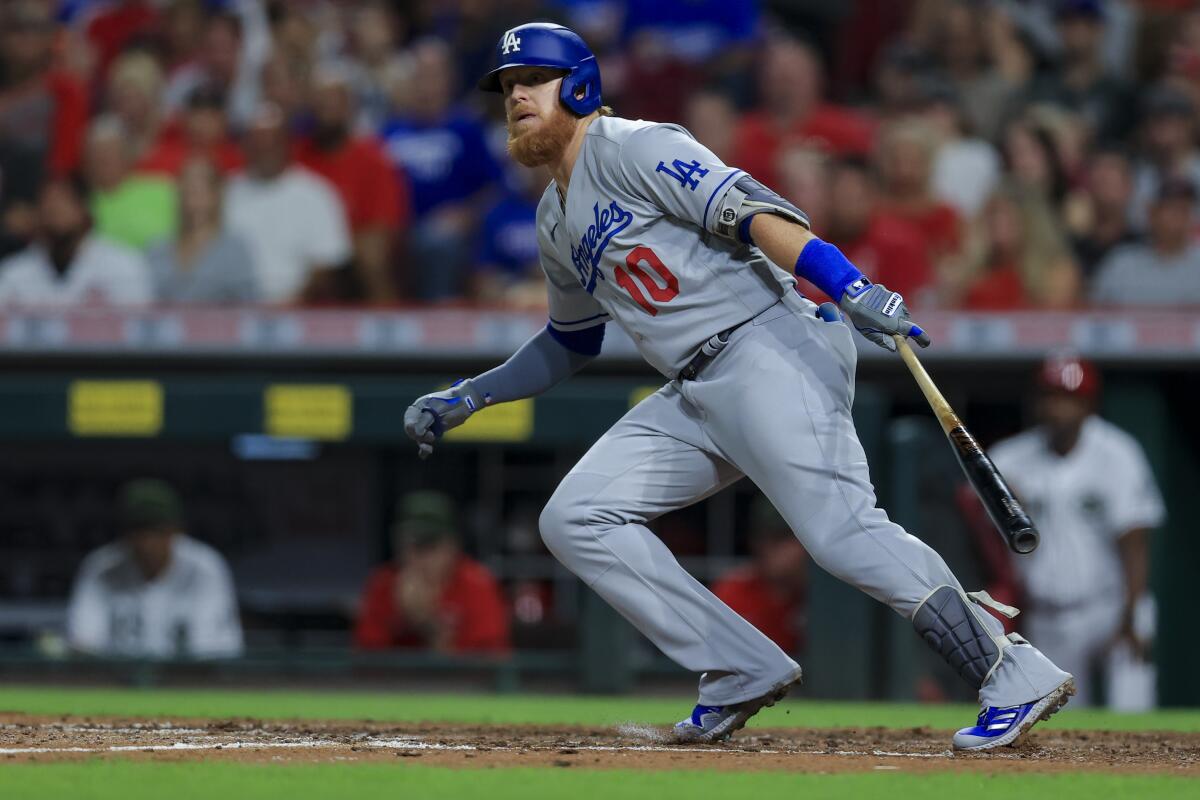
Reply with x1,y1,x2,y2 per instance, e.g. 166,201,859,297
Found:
615,246,679,316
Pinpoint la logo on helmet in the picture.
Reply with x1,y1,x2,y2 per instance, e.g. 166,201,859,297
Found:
502,30,522,54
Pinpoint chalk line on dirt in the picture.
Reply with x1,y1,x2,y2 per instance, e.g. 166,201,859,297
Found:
0,732,964,760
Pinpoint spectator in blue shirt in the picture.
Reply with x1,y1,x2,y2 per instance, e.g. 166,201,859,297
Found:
470,166,548,307
380,38,501,300
621,0,759,64
617,0,761,120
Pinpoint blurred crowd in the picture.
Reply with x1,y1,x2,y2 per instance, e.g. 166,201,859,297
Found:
3,0,1200,309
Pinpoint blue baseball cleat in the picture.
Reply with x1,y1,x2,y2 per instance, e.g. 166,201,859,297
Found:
673,668,802,743
952,678,1076,751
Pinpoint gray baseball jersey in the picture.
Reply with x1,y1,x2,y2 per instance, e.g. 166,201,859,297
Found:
537,116,795,377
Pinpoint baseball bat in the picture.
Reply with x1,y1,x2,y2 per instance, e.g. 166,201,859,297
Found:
892,335,1040,555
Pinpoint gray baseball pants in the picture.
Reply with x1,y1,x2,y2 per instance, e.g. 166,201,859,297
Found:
539,294,1071,708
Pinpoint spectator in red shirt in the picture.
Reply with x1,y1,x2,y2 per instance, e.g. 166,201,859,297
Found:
948,184,1080,310
874,119,963,271
827,158,935,307
354,491,510,654
105,51,165,169
731,33,875,189
712,495,808,657
139,84,245,177
295,64,407,303
0,3,89,178
776,146,933,306
959,192,1030,310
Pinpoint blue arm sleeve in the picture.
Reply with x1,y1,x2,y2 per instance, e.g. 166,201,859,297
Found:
471,324,601,404
545,321,605,356
794,238,865,300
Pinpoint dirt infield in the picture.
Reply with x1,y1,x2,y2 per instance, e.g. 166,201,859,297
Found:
1,715,1196,774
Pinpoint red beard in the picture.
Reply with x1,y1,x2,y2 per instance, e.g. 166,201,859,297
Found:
507,106,577,168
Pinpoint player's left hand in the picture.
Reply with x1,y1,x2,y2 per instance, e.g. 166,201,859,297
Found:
403,379,488,459
838,278,931,352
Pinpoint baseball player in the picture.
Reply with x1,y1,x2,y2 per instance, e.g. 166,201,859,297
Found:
67,479,243,659
989,354,1165,709
404,23,1074,749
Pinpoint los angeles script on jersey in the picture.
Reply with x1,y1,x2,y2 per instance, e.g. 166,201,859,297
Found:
570,200,633,295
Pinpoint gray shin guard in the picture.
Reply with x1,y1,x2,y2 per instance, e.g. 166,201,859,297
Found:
911,585,1020,690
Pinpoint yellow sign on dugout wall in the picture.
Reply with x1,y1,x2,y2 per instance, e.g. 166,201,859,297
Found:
444,397,534,442
265,384,352,440
68,380,164,436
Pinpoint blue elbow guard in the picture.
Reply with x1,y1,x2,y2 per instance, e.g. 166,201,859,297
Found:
794,239,864,300
545,322,605,356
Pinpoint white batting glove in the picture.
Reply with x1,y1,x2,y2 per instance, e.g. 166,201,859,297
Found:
402,379,489,459
838,278,931,352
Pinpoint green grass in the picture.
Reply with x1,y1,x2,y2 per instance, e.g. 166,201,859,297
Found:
2,763,1196,800
1,685,1198,732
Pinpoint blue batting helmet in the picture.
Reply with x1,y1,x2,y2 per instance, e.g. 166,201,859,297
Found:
477,22,602,116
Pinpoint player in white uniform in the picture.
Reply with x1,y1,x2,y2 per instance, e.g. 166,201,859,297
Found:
989,355,1165,709
67,479,243,659
404,23,1074,749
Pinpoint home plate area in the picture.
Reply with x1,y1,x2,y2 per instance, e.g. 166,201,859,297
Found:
0,716,1195,774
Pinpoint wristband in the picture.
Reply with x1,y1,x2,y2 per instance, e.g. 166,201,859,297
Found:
794,239,865,300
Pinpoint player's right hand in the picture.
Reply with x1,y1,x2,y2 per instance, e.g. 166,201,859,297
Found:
403,379,489,459
838,278,931,352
